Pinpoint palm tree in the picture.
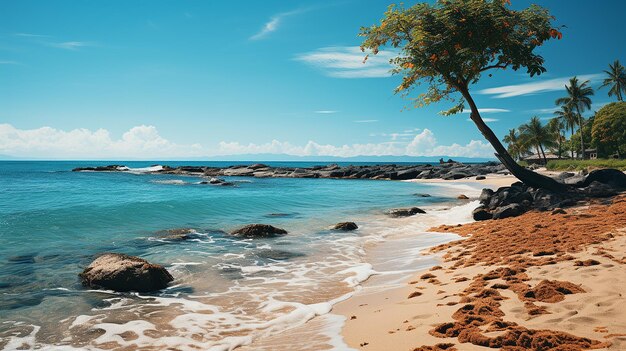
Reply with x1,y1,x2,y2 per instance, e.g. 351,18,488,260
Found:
502,129,525,161
555,77,594,159
519,116,556,165
546,117,565,159
553,104,577,158
599,60,626,101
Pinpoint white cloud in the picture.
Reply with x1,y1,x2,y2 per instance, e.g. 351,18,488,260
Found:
295,46,396,78
478,74,603,98
0,124,495,159
250,9,305,40
354,119,378,123
0,124,202,159
50,41,91,50
314,110,337,114
14,33,50,38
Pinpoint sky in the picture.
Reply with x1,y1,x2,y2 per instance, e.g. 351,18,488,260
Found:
1,0,625,160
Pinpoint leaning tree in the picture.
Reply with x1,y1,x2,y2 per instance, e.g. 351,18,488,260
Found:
360,0,567,191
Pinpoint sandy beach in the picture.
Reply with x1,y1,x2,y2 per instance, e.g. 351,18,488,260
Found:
335,179,626,351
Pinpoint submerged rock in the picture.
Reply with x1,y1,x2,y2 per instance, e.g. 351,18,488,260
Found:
231,224,288,238
156,228,198,241
387,207,426,217
79,253,173,292
332,222,359,231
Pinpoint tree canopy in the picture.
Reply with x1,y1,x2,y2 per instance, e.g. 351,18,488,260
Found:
359,0,562,114
591,102,626,157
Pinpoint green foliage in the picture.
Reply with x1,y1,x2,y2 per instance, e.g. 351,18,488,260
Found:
359,0,562,112
518,116,556,163
591,102,626,157
599,60,626,101
555,76,594,158
546,159,626,171
569,116,593,153
502,128,528,161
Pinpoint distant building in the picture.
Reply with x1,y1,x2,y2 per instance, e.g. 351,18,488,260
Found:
521,153,562,165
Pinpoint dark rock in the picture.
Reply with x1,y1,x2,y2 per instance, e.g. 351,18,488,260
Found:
478,189,494,205
414,193,431,197
79,253,173,292
332,222,358,231
392,168,420,180
387,207,426,217
581,169,626,189
475,175,486,180
443,172,469,180
581,181,618,198
248,163,269,170
231,224,288,238
551,208,567,215
472,206,493,221
256,249,304,261
492,203,525,220
72,165,124,172
156,228,198,241
457,194,469,200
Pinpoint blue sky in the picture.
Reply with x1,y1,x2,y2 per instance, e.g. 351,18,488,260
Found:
1,0,625,159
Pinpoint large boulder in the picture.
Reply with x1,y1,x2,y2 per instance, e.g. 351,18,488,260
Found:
472,206,493,221
79,253,173,292
387,207,426,217
332,222,358,231
492,203,525,220
581,169,626,189
231,224,288,238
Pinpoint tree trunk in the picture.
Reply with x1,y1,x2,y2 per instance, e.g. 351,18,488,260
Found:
539,144,548,165
460,88,567,192
570,127,575,158
576,107,586,159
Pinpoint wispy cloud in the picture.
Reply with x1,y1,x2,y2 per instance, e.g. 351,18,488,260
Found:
295,46,396,78
49,41,91,50
461,108,510,114
478,74,603,98
354,119,378,123
0,60,20,65
466,118,499,123
250,9,306,40
314,110,338,114
14,33,50,38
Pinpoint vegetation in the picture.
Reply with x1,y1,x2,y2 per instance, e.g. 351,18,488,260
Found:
518,116,556,164
360,0,567,191
591,102,626,158
599,60,626,101
555,77,594,159
502,60,625,163
546,159,626,171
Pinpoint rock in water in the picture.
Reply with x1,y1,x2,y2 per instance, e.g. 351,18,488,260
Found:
457,194,469,200
79,253,173,292
387,207,426,217
332,222,358,231
231,224,288,238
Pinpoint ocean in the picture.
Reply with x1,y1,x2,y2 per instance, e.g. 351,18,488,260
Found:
0,161,480,350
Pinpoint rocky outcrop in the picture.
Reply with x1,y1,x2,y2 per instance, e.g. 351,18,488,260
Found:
332,222,358,231
387,207,426,217
72,162,507,181
474,169,626,221
79,253,173,292
72,165,124,172
231,224,288,238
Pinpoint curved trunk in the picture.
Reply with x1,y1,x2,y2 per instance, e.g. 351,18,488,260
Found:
539,144,547,165
460,88,567,192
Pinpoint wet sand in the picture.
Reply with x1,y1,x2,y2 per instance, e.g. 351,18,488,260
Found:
336,188,626,350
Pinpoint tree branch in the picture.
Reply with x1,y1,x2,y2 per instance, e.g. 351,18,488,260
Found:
480,63,509,72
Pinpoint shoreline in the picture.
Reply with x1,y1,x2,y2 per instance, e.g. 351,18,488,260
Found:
332,175,626,351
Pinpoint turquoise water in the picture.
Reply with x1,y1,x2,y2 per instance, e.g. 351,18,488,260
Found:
0,161,455,350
